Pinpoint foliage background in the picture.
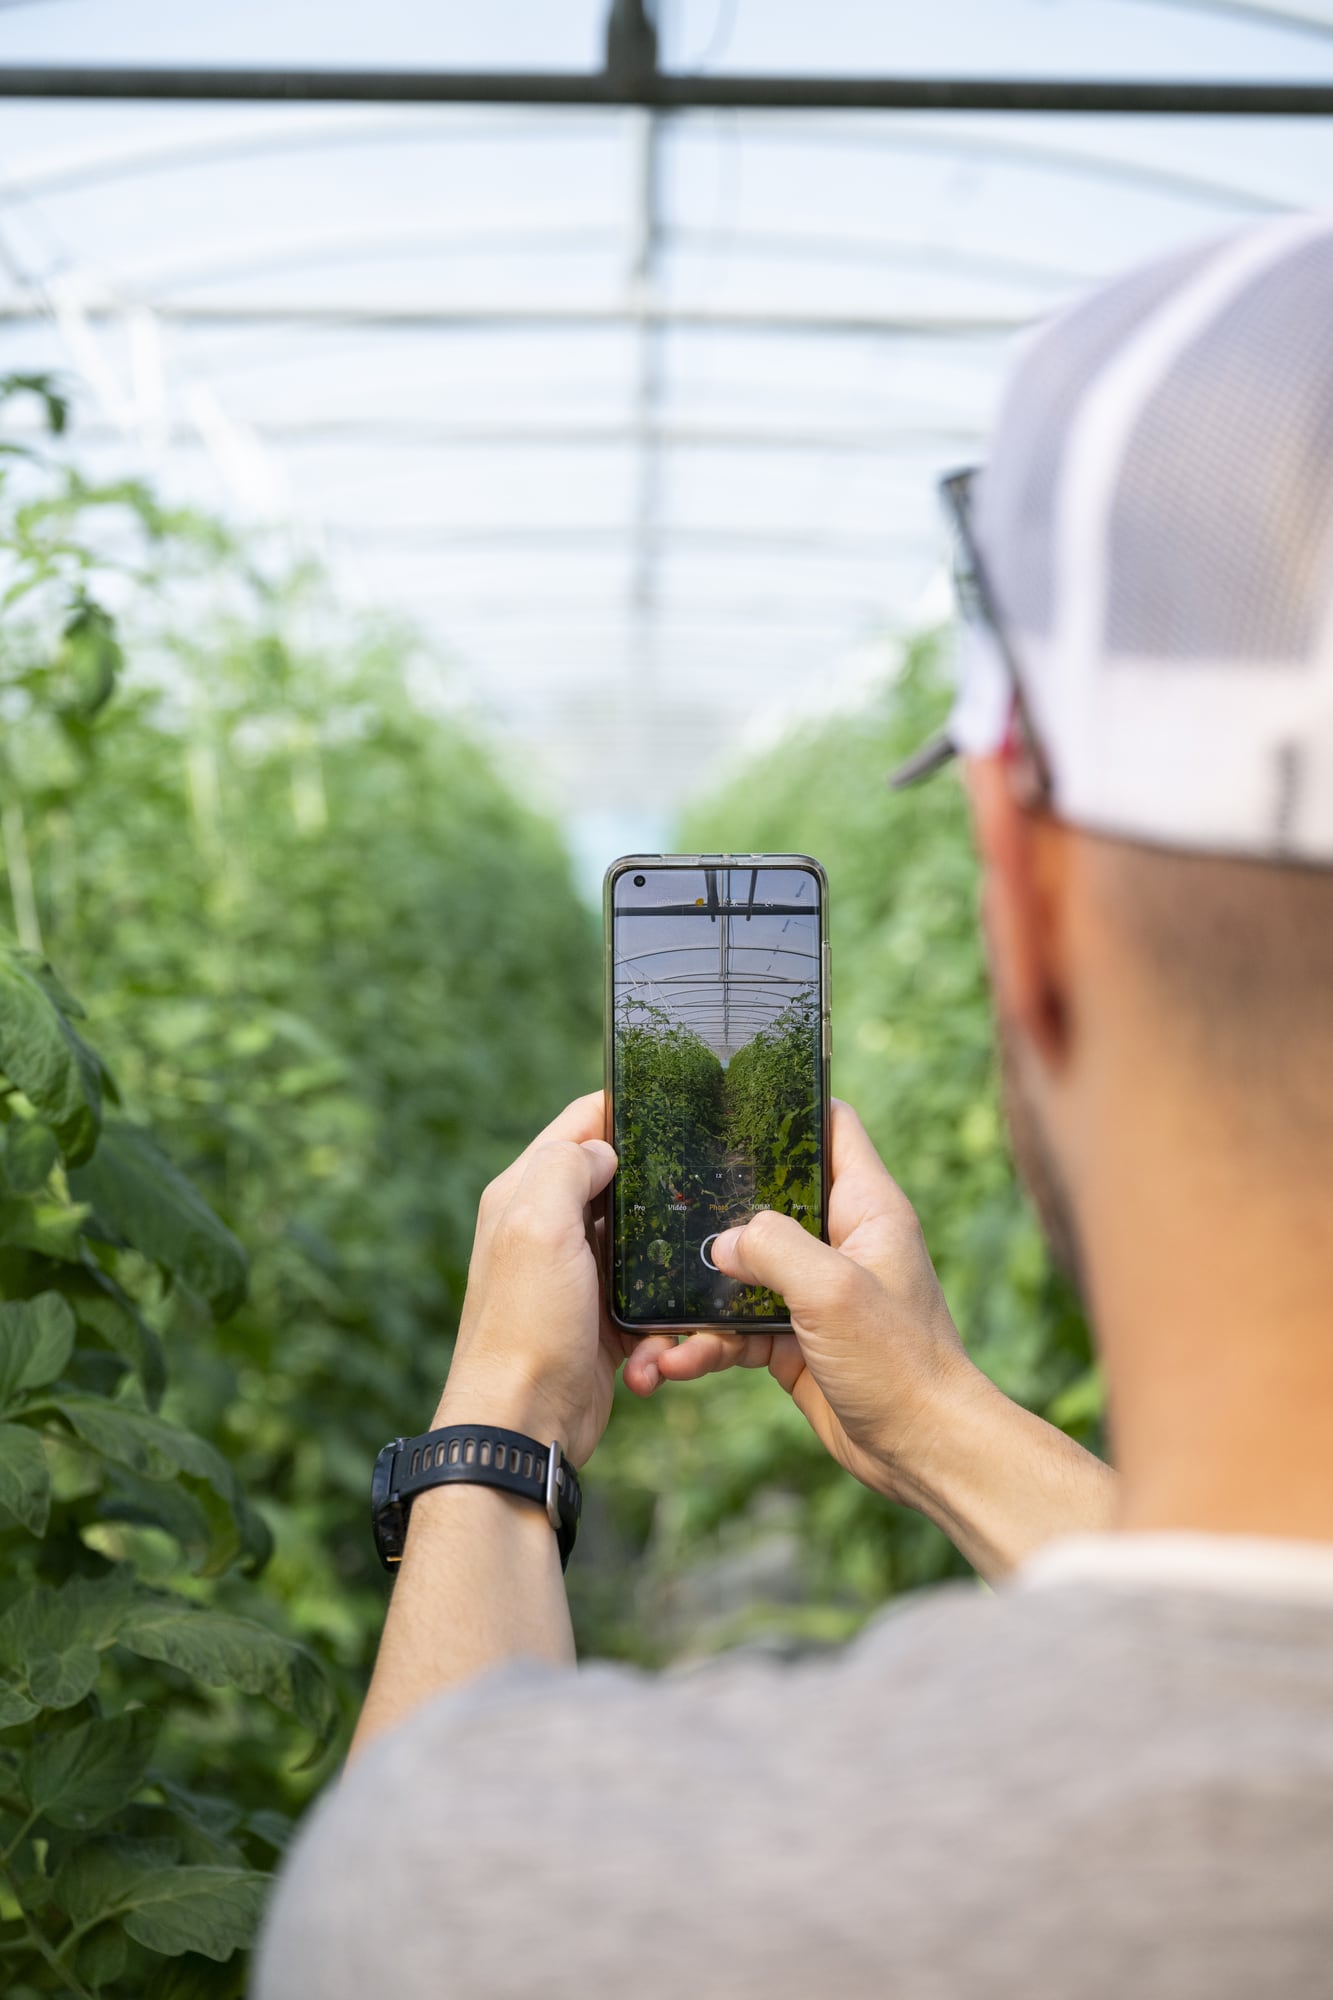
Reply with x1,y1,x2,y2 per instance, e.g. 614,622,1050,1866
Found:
611,1000,725,1319
0,381,600,1995
0,384,1102,1992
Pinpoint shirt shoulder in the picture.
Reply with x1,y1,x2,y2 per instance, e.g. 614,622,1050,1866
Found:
255,1579,1333,2000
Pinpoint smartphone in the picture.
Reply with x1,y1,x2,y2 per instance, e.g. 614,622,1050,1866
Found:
604,854,831,1332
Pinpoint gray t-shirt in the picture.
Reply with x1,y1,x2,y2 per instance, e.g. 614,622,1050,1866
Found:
255,1534,1333,1999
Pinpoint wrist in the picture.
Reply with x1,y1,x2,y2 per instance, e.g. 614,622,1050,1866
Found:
877,1356,1097,1581
867,1345,999,1514
433,1369,571,1450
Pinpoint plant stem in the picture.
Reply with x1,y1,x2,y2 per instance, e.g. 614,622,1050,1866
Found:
1,1807,38,1863
0,1851,96,2000
2,797,44,954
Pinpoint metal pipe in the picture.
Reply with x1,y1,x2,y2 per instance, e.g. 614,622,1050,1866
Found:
0,299,1028,336
0,67,1331,113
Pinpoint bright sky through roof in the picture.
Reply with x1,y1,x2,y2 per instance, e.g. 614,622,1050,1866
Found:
3,2,1333,891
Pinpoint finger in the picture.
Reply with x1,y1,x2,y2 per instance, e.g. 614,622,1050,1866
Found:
510,1135,618,1220
710,1209,871,1330
481,1094,609,1222
826,1098,914,1244
653,1330,774,1380
763,1331,806,1396
489,1141,617,1272
507,1092,608,1181
620,1332,681,1395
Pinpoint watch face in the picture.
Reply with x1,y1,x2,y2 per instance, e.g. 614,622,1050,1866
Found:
371,1441,407,1570
370,1441,396,1514
374,1500,407,1568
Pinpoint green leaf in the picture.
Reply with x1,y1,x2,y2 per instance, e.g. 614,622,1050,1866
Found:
13,954,87,1023
243,1808,293,1855
69,1118,247,1317
74,1923,128,1990
144,1951,248,2000
0,1680,39,1727
0,1292,76,1407
0,371,68,435
57,598,122,721
0,1420,50,1534
0,1569,137,1683
150,1780,246,1867
53,1834,175,1928
56,1840,267,1961
116,1598,338,1751
0,942,103,1163
48,1392,229,1485
21,1708,157,1828
124,1868,268,1961
66,1262,166,1408
156,1781,240,1843
0,1574,332,1746
97,1463,217,1568
0,1194,90,1262
46,1393,271,1573
21,1646,99,1713
3,1118,59,1193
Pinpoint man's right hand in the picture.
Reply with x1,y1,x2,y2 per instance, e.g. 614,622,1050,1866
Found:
622,1100,1116,1578
626,1100,983,1507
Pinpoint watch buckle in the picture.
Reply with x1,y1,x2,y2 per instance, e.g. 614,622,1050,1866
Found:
545,1439,563,1531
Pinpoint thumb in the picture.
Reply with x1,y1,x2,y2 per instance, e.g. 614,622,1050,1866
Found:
511,1137,619,1218
710,1210,871,1331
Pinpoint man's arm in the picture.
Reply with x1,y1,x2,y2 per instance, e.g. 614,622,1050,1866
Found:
883,1362,1115,1577
348,1094,1111,1764
351,1451,573,1762
642,1099,1115,1579
349,1094,620,1762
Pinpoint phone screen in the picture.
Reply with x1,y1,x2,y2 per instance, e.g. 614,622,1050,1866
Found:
608,860,827,1328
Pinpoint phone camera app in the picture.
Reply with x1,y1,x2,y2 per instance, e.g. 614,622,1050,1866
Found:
614,864,823,1325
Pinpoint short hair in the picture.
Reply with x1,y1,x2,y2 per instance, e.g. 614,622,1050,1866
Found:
1092,837,1333,1144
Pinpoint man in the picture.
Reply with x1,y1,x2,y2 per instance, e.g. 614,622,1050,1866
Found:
256,214,1333,1998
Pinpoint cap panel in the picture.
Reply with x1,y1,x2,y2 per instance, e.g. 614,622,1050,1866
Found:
932,209,1333,864
977,235,1224,642
1046,211,1333,831
1022,645,1333,862
1108,225,1333,663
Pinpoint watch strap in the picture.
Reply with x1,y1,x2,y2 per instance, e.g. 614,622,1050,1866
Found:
380,1423,581,1570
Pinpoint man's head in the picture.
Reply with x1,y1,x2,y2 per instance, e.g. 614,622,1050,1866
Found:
908,214,1333,1314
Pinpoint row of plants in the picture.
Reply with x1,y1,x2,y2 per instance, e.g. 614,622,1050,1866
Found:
611,999,726,1319
723,992,821,1219
0,376,601,1995
0,379,342,1997
611,989,821,1323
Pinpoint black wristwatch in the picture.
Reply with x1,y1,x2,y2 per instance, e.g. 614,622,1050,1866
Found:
371,1423,582,1573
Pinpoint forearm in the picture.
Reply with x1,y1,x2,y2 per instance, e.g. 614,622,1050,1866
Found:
349,1393,575,1765
893,1365,1117,1583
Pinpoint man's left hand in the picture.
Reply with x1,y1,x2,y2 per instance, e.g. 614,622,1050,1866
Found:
439,1091,680,1465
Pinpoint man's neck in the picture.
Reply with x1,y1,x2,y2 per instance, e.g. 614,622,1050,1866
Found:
1078,1090,1333,1545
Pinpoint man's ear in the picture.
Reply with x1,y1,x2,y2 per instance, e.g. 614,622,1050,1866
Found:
963,755,1072,1069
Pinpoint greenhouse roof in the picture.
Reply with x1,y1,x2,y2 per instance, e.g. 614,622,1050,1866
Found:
3,0,1333,876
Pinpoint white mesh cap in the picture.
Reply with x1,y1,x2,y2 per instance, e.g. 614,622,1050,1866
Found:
921,211,1333,865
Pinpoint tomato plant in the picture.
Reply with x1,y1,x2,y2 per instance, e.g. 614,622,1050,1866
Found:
0,378,336,1999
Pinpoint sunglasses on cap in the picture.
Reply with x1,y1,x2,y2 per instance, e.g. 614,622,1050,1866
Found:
888,467,1052,808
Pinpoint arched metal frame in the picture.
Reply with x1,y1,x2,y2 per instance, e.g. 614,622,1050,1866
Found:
614,866,820,1061
2,0,1331,832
